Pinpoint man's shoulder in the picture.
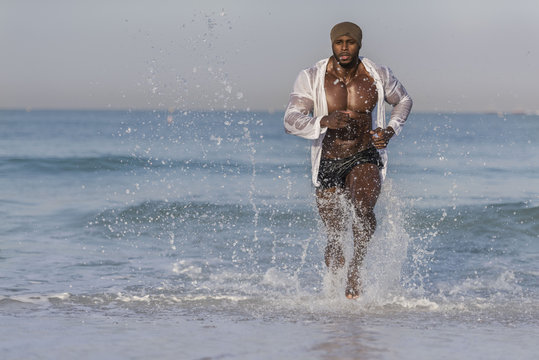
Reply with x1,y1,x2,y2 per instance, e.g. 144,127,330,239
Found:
361,57,393,81
361,57,388,72
301,58,330,74
294,58,329,86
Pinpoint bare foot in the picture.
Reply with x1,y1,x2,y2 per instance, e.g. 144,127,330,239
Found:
345,287,360,299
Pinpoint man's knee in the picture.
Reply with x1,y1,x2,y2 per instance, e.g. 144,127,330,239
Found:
353,202,375,219
353,207,376,232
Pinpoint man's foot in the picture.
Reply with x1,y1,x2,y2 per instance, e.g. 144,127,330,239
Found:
345,285,360,299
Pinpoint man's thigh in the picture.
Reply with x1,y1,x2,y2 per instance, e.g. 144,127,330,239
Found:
316,187,349,230
345,163,381,210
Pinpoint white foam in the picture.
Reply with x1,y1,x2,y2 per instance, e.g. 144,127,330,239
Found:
172,260,202,276
261,267,299,289
110,292,249,304
443,270,523,298
380,296,440,310
0,292,71,305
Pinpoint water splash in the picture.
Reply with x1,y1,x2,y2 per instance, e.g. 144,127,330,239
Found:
361,179,413,304
242,125,259,247
139,9,242,112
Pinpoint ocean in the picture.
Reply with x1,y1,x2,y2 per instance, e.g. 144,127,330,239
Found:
1,109,538,359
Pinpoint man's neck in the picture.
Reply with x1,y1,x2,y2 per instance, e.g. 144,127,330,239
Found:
331,56,360,83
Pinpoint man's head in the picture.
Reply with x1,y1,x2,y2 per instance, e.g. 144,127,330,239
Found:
330,22,362,67
330,22,362,47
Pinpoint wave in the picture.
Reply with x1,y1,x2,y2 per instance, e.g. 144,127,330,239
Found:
85,198,538,249
150,200,538,235
89,200,316,235
92,200,249,226
1,155,147,173
0,155,304,176
408,201,538,238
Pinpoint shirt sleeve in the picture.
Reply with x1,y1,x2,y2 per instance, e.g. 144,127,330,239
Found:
283,69,323,140
381,67,413,136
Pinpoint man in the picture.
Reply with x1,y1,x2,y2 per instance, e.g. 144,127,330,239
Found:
284,22,412,299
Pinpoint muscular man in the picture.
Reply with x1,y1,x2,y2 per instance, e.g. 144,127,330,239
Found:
284,22,412,299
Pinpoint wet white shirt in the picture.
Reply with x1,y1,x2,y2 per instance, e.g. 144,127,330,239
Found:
284,57,413,186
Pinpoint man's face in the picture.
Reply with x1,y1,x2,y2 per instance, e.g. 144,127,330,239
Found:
332,35,360,67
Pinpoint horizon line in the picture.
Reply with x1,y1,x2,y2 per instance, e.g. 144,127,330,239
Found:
0,107,537,116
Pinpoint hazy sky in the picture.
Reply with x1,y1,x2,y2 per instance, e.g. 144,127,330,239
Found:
2,0,539,113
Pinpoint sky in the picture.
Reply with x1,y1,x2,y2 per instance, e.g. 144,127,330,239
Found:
1,0,539,113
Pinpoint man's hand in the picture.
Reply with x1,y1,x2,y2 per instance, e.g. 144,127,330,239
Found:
320,111,351,129
369,126,395,149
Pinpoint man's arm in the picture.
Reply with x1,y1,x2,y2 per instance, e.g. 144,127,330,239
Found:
382,67,413,136
369,126,395,149
284,70,324,140
365,66,411,149
320,111,352,129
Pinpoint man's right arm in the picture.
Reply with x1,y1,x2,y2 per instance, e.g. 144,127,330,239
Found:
283,70,324,140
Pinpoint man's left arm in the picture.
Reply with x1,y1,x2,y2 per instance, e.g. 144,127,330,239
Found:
370,67,413,149
383,66,413,137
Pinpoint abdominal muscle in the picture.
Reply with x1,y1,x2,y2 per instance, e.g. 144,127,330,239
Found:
321,114,373,159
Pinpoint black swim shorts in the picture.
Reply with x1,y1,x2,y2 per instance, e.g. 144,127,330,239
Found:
317,147,383,189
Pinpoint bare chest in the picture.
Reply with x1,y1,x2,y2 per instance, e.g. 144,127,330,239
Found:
324,72,378,114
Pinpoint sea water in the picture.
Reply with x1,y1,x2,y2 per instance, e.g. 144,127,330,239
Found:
1,110,538,359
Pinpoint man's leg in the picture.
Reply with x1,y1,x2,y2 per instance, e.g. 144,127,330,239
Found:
316,187,348,271
344,163,381,298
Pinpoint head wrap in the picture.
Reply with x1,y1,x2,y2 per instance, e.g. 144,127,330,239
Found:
330,22,362,45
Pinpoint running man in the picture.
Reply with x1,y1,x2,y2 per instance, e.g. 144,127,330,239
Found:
284,22,412,298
